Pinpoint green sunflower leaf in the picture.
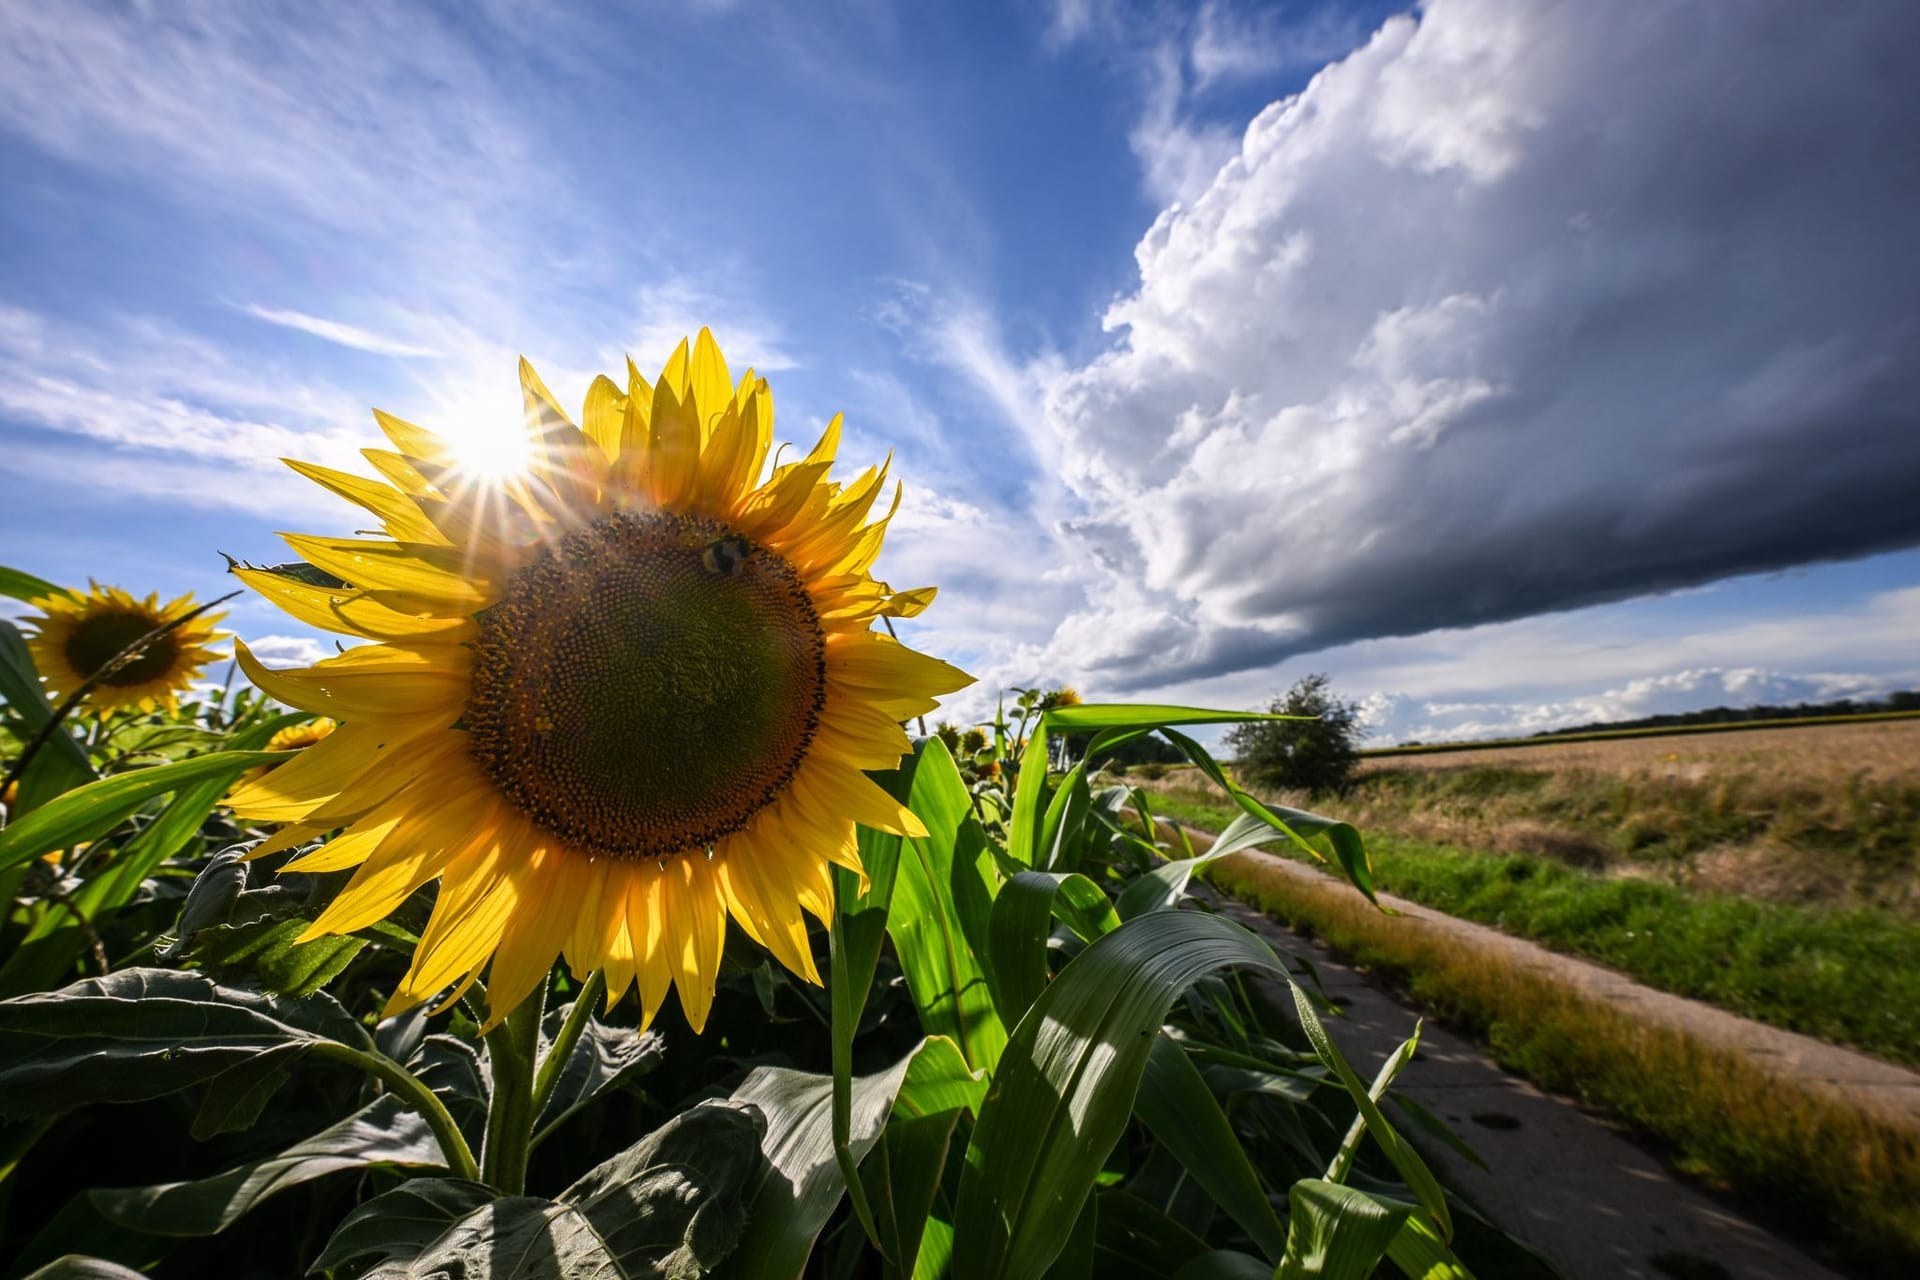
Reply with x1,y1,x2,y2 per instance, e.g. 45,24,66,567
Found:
308,1178,498,1275
91,1094,444,1237
0,967,368,1119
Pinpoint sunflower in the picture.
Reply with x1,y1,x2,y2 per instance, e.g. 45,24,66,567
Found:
24,583,227,713
266,716,337,753
242,718,338,786
227,331,970,1030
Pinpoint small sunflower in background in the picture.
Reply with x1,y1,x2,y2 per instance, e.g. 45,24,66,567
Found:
242,717,338,785
24,583,227,713
228,330,970,1030
266,716,337,754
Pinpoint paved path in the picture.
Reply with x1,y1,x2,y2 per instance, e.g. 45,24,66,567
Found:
1185,842,1920,1280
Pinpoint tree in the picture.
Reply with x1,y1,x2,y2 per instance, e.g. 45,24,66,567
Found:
1226,673,1363,796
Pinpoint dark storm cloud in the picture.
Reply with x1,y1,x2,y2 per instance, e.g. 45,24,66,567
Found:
1040,0,1920,688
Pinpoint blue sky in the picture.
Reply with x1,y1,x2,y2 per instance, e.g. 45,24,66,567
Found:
2,0,1917,743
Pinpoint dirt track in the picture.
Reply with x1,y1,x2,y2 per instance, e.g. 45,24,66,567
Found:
1191,837,1920,1278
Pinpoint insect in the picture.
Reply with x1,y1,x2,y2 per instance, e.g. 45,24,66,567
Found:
700,534,754,577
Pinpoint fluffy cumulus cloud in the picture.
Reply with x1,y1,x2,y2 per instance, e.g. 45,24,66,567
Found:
1038,0,1920,691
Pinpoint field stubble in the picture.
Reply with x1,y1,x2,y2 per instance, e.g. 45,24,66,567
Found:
1166,718,1920,917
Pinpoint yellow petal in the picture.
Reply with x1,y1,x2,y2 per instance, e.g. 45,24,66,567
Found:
625,863,674,1032
646,377,701,507
227,719,429,820
581,374,626,463
233,568,470,642
661,854,726,1034
657,336,691,399
717,845,820,984
283,459,448,546
689,329,732,434
279,535,491,611
483,848,578,1024
235,640,466,720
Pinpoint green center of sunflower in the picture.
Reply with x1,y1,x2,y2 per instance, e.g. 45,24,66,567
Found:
465,511,827,860
65,611,180,688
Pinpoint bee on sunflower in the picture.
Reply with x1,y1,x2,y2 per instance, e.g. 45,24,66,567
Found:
227,331,971,1031
23,584,227,713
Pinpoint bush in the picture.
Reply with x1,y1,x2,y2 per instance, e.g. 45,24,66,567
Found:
1227,673,1362,796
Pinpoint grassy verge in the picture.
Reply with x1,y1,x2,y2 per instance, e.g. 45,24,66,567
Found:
1170,798,1920,1065
1205,849,1920,1273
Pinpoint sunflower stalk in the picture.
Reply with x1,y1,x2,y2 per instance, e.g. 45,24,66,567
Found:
480,981,548,1194
313,1042,479,1182
0,589,240,801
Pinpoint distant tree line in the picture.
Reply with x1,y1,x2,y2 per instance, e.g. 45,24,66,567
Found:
1531,689,1920,739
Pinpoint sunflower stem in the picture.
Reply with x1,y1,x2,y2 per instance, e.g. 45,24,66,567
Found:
530,970,604,1122
480,981,547,1195
316,1042,479,1183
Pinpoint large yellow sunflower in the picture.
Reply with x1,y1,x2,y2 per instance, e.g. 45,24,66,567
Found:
24,583,227,713
227,331,970,1030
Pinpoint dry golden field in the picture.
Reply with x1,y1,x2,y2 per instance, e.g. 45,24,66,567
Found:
1361,717,1920,786
1145,719,1920,914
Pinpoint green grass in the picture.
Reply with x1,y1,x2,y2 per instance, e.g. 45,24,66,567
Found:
1174,799,1920,1066
1204,850,1920,1273
1360,708,1920,756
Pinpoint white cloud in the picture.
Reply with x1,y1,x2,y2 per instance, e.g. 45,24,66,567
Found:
242,307,443,359
243,634,333,669
1027,0,1920,692
0,1,563,305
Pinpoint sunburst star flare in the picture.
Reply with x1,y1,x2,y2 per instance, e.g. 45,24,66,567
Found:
227,331,971,1030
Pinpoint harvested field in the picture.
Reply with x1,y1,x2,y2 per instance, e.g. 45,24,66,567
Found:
1363,716,1920,784
1139,718,1920,917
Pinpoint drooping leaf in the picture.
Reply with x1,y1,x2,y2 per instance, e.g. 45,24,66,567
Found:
1114,811,1295,920
534,1006,664,1138
0,968,367,1119
1275,1179,1410,1280
560,1099,767,1279
92,1095,443,1236
1040,705,1303,735
310,1178,498,1275
360,1196,610,1279
722,1038,962,1278
1158,728,1383,907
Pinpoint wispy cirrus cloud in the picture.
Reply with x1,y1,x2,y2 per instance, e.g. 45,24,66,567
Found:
241,307,444,360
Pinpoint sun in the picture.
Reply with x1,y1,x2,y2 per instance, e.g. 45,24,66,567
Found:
227,330,971,1030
